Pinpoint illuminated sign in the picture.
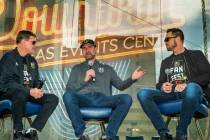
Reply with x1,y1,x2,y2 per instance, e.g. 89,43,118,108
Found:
0,0,184,67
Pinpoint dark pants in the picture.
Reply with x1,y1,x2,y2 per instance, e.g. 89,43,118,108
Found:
0,91,58,131
63,91,132,138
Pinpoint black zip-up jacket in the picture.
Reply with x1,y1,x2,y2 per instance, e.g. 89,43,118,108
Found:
0,48,40,95
156,49,210,98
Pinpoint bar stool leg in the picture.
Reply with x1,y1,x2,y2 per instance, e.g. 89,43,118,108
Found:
100,121,106,134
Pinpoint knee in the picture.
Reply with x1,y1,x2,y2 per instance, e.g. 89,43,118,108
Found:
63,91,76,105
185,83,202,99
137,89,151,102
187,82,200,90
119,94,132,107
48,94,59,106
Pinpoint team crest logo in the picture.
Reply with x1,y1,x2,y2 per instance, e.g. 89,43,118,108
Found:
174,61,180,67
98,67,104,73
31,62,35,69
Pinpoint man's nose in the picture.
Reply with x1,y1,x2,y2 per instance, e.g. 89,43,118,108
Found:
85,49,91,53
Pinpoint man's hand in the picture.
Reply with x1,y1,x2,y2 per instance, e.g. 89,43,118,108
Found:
84,69,95,82
174,83,187,92
161,82,173,93
131,67,145,80
30,88,44,99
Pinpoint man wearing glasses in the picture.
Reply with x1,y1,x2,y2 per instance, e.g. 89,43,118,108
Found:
0,30,58,140
137,28,210,140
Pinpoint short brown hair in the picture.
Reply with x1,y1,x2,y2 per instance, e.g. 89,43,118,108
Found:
16,30,36,44
166,28,184,42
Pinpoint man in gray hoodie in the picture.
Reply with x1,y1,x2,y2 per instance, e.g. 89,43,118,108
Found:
63,39,145,140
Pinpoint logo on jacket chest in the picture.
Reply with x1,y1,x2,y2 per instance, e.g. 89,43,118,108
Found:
23,64,32,84
98,67,104,73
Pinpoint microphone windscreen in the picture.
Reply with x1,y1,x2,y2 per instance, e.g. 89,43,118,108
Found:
88,60,94,67
37,79,45,89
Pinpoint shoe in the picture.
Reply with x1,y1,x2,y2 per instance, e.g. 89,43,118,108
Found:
22,129,38,140
160,132,173,140
174,134,187,140
100,135,120,140
99,135,111,140
79,134,90,140
13,130,24,140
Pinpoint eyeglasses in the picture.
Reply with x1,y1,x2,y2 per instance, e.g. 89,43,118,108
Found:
164,36,177,42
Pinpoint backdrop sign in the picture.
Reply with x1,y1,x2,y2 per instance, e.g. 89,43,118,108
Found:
0,0,206,140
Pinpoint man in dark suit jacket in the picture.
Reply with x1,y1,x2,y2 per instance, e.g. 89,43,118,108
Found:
137,28,210,140
0,30,58,140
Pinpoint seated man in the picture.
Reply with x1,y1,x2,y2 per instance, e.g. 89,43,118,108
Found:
137,28,210,140
0,30,59,140
63,39,145,140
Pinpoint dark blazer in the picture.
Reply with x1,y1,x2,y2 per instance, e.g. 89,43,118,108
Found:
156,49,210,100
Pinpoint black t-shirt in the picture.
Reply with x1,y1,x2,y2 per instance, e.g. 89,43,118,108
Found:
168,54,189,85
22,57,32,87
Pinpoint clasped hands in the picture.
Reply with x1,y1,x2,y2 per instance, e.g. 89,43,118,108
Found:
30,88,44,99
161,82,187,93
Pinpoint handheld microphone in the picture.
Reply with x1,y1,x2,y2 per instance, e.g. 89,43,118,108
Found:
37,78,45,89
88,60,95,82
164,68,171,82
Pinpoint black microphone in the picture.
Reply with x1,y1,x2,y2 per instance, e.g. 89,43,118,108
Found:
165,68,175,92
88,60,95,82
37,78,45,89
164,68,171,82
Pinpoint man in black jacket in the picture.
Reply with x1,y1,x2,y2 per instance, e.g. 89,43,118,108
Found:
137,28,210,140
0,30,58,140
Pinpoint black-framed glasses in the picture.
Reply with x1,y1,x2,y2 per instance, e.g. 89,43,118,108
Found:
164,36,177,42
